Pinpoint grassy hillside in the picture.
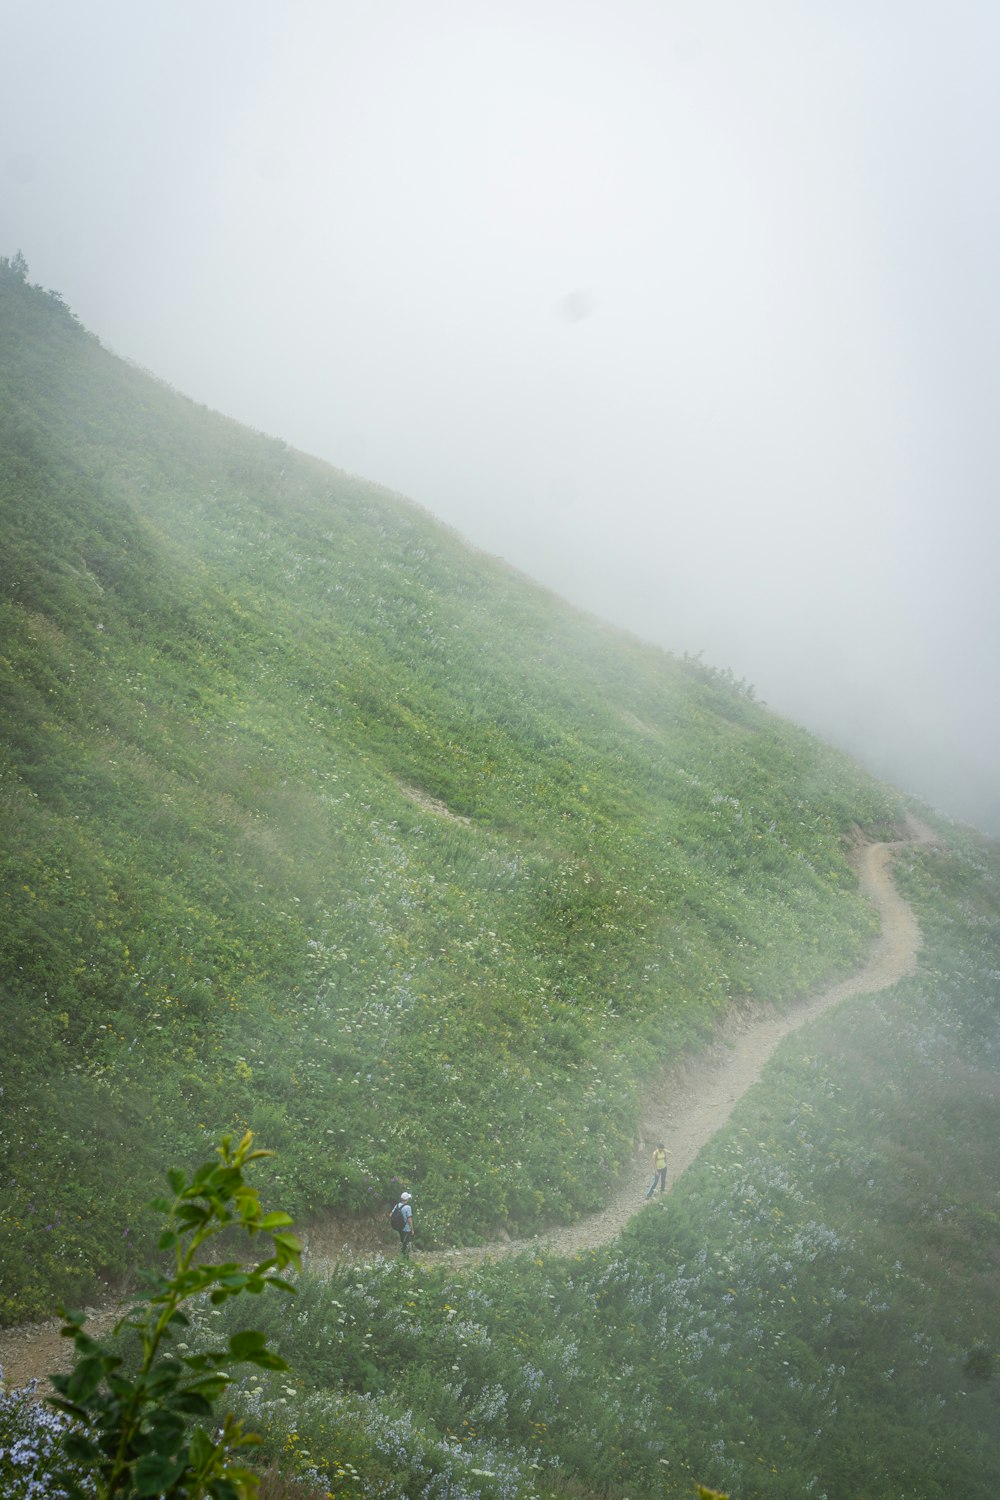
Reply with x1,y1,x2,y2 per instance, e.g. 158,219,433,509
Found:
202,817,999,1500
0,255,903,1322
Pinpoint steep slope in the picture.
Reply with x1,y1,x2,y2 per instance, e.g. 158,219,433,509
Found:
0,258,904,1321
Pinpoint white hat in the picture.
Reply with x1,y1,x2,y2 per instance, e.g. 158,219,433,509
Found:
400,1191,412,1202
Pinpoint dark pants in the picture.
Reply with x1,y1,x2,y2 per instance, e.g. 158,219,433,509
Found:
398,1229,412,1256
645,1168,667,1198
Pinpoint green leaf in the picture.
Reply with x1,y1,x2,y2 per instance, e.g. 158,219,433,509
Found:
66,1354,105,1401
168,1389,216,1416
143,1408,186,1454
65,1326,101,1355
62,1430,101,1464
176,1203,209,1226
208,1481,241,1500
181,1352,212,1372
166,1169,186,1194
143,1358,184,1393
134,1452,188,1495
188,1424,216,1467
179,1371,231,1397
270,1230,302,1252
245,1349,288,1371
258,1211,294,1230
264,1276,298,1295
173,1269,209,1294
228,1329,267,1358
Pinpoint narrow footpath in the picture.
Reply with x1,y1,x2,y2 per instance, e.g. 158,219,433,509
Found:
443,814,934,1265
0,816,935,1389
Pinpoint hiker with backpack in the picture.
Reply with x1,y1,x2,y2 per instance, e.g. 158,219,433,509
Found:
645,1142,672,1198
389,1191,414,1255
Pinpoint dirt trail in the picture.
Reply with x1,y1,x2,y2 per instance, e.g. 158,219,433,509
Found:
387,814,934,1271
0,816,936,1390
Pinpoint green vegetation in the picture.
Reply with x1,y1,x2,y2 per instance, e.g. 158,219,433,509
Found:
1,1133,301,1500
0,253,902,1321
1,256,997,1499
51,1132,300,1500
184,817,1000,1500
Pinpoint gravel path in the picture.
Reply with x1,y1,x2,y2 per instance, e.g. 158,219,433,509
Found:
0,816,934,1390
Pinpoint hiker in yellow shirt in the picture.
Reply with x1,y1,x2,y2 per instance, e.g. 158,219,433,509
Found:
645,1142,672,1198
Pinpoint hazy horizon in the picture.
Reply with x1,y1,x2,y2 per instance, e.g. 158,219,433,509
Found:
4,1,998,833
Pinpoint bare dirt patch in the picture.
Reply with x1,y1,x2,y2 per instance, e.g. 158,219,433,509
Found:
397,781,471,824
619,709,659,738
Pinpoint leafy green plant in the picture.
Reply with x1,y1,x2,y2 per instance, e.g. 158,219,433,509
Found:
48,1131,301,1500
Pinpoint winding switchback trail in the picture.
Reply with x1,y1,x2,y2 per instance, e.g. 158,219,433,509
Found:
0,817,935,1387
392,814,934,1270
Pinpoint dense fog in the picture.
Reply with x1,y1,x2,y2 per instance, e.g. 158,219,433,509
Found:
4,0,998,831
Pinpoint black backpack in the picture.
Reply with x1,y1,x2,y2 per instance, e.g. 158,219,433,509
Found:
389,1202,405,1231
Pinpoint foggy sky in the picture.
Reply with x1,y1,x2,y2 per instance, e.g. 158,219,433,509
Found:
3,1,999,833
